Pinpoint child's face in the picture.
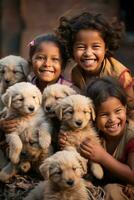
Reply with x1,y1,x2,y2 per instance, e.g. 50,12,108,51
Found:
31,41,62,84
96,97,126,139
73,29,106,74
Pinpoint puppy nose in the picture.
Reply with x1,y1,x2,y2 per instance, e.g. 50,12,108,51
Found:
28,106,35,112
75,120,82,126
66,179,74,186
45,105,51,111
5,79,10,84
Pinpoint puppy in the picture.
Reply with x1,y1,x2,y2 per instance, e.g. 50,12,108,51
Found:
0,82,52,182
42,83,77,118
55,94,104,179
42,83,77,151
24,149,89,200
0,55,30,110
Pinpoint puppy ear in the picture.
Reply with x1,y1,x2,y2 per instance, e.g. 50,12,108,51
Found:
35,89,42,105
39,157,52,179
63,87,77,96
75,152,88,176
20,58,31,77
89,99,96,121
55,103,63,120
1,91,12,108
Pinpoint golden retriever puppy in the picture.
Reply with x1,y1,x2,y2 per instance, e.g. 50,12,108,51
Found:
42,83,77,118
55,94,104,179
24,149,89,200
0,55,30,110
0,82,52,182
42,83,77,152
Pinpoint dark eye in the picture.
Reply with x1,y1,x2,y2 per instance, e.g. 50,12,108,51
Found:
33,96,36,99
18,98,24,101
55,96,61,100
68,110,74,114
72,167,77,171
57,170,62,175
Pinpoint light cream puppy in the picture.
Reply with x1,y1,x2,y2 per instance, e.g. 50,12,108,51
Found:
42,83,77,118
0,55,30,110
55,94,104,179
24,149,89,200
0,82,52,182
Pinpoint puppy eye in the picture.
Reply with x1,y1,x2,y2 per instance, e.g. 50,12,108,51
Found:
33,96,36,99
68,110,74,114
18,98,24,101
56,170,62,175
72,167,77,171
55,96,61,100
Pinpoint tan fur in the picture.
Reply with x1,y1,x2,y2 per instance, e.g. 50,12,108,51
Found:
0,55,30,110
42,83,77,118
0,82,52,182
24,149,89,200
55,94,104,179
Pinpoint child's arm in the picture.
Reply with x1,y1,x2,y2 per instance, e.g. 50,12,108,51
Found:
80,139,134,185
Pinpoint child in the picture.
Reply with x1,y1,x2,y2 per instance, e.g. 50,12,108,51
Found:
56,12,134,119
28,33,72,92
79,77,134,200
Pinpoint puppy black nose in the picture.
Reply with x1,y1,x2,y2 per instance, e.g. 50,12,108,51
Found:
28,106,35,112
66,179,74,186
45,105,51,111
5,79,10,84
75,120,82,126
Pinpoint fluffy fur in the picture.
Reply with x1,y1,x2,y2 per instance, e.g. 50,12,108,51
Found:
55,94,104,179
42,83,77,118
0,55,30,110
42,83,77,151
0,82,52,182
24,149,89,200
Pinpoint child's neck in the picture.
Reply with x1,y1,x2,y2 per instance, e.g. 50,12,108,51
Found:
105,134,123,155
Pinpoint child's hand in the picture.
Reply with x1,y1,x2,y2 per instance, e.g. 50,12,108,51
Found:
123,185,134,199
58,131,68,150
0,118,19,133
79,138,105,163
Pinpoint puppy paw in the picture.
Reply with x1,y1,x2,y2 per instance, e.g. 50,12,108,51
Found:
91,162,103,179
9,153,20,164
0,162,16,182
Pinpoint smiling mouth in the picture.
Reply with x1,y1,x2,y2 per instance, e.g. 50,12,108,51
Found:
39,68,54,73
106,123,120,131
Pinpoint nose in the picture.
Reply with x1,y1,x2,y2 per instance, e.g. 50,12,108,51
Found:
75,119,82,127
43,58,51,67
45,105,51,111
28,105,35,112
84,47,92,56
5,79,10,84
108,113,116,122
66,179,74,186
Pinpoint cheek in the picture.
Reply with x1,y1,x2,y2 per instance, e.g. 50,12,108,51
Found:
96,117,106,130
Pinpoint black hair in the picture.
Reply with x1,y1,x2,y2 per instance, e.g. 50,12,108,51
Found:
29,33,68,68
56,12,124,58
86,76,127,112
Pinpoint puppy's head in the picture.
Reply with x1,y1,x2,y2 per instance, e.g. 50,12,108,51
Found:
39,149,87,189
2,82,42,115
55,94,96,130
42,83,76,118
0,55,30,89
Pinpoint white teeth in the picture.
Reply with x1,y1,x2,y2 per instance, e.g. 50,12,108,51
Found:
83,60,95,65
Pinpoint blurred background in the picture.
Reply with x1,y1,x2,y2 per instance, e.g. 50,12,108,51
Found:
0,0,134,74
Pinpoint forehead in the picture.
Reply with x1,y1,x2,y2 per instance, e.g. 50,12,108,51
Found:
36,41,61,55
75,29,104,43
98,97,124,112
